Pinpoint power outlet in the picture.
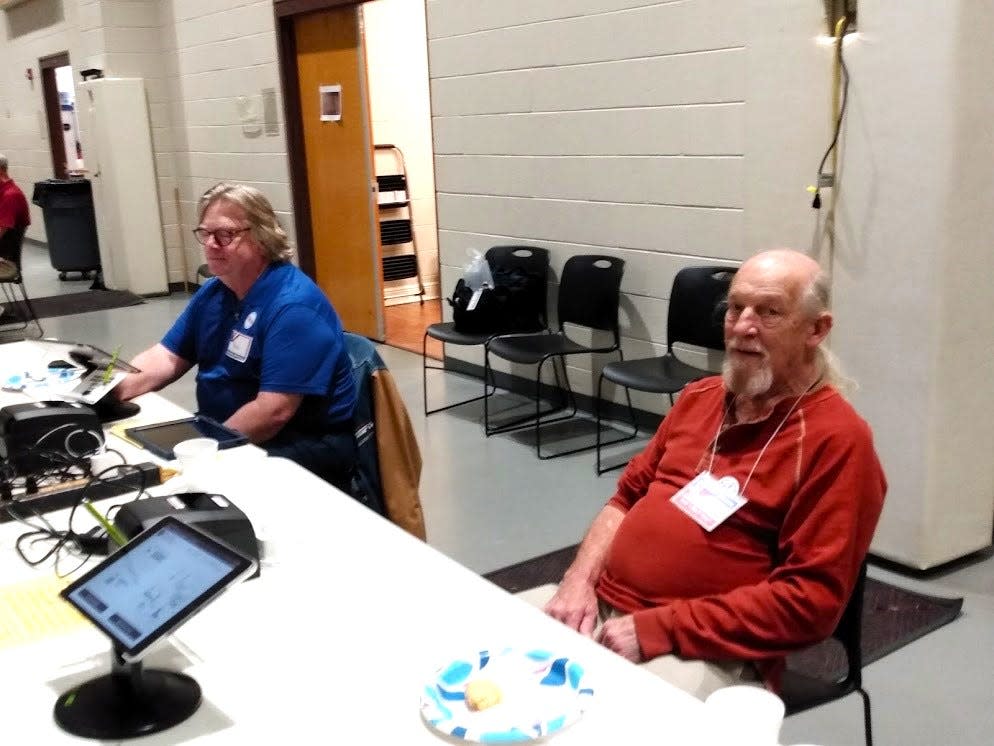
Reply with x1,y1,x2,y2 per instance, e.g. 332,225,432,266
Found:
818,173,835,189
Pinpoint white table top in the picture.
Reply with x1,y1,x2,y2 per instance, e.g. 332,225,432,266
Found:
0,341,708,744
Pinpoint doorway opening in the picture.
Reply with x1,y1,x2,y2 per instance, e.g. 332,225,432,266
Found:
39,53,84,179
275,1,442,358
364,1,442,358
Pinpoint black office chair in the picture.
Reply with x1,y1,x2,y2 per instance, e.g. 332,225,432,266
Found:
781,561,873,746
484,254,625,459
0,226,44,339
594,265,736,473
422,245,549,416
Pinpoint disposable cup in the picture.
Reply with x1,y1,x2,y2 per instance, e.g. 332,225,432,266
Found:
173,438,219,490
703,685,785,746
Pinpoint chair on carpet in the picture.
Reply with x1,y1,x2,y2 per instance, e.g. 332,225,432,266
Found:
781,560,873,746
422,245,550,416
484,254,625,459
0,226,43,338
594,265,735,474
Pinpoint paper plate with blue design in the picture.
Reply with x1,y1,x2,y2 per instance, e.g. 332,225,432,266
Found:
421,647,595,742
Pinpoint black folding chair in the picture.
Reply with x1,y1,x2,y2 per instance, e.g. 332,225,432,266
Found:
484,254,625,459
0,226,44,339
422,245,549,416
781,561,873,746
595,265,735,473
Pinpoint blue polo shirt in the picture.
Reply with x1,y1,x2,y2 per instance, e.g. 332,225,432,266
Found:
162,262,356,432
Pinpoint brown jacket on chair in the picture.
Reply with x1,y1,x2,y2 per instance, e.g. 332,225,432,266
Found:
371,367,426,541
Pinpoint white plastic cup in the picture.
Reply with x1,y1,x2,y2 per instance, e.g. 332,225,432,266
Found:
703,685,785,746
172,437,219,490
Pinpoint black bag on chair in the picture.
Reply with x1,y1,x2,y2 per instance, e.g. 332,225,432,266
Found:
449,266,545,335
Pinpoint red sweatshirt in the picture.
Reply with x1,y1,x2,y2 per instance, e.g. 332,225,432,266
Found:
595,377,886,688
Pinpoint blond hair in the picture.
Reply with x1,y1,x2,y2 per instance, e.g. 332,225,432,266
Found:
198,183,293,262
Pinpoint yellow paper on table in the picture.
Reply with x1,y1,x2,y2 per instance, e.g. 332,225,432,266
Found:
0,575,88,651
107,421,143,449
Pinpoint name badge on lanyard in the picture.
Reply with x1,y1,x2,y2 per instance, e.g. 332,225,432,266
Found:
670,472,748,532
226,330,253,363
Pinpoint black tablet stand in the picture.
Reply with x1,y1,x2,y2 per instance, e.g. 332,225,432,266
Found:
54,646,202,739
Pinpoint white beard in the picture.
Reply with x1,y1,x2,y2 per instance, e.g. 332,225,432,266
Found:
722,356,774,397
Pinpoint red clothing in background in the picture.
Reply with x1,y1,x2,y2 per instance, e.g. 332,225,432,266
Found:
595,376,886,688
0,180,30,231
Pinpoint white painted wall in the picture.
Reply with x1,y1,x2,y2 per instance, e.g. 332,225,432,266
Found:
158,0,290,285
426,0,832,409
425,0,994,568
0,0,291,284
828,1,994,568
364,0,440,303
0,0,82,243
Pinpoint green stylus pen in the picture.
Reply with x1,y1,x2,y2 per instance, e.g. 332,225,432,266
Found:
101,346,122,385
80,498,128,547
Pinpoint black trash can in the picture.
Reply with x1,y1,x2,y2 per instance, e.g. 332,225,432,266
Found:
32,179,101,280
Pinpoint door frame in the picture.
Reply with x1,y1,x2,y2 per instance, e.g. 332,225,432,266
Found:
39,51,70,179
274,0,374,280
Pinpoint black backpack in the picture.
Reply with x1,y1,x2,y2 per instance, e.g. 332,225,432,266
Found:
449,265,545,335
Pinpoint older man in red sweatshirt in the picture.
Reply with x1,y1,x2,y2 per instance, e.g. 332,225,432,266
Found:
528,248,886,699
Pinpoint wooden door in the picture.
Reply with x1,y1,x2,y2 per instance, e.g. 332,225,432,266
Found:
294,7,383,339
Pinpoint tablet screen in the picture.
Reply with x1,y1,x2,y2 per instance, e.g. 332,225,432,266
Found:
61,517,254,659
125,416,248,459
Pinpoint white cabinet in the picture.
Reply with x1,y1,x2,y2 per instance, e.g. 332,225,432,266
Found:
77,78,168,296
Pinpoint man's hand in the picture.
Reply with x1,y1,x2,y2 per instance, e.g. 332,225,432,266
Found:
596,614,641,662
544,575,600,637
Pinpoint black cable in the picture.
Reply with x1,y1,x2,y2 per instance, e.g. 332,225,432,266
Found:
8,462,151,576
812,21,851,210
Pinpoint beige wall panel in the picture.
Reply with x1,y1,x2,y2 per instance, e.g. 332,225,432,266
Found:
172,3,272,48
168,0,259,23
435,155,743,208
101,1,159,28
102,26,161,53
431,49,743,117
184,125,286,153
176,63,281,102
429,1,744,78
426,0,662,39
176,35,275,76
437,195,745,260
433,106,743,157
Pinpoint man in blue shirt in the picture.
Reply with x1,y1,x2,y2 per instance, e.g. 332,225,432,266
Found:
116,183,357,491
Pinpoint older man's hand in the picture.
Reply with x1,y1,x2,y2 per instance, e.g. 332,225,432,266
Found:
596,615,641,663
544,576,599,637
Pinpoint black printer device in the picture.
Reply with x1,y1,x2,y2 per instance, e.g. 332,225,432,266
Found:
114,493,260,578
0,401,102,475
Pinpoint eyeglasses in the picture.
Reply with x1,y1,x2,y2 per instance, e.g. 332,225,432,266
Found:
192,227,251,247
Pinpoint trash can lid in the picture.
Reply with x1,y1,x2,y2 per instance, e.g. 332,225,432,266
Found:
32,178,92,205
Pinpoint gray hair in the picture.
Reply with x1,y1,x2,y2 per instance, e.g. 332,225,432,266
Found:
0,154,8,173
800,268,856,394
198,183,293,262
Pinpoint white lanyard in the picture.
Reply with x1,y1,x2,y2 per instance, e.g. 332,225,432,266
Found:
706,382,816,497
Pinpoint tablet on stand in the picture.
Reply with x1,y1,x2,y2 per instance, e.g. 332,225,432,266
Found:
55,516,257,739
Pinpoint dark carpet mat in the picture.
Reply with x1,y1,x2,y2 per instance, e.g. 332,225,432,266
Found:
484,544,964,680
3,290,144,320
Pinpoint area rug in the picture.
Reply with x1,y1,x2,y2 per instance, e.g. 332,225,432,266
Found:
483,544,964,679
2,289,144,320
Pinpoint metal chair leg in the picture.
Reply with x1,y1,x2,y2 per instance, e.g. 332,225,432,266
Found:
859,688,873,746
484,349,569,437
423,332,496,416
594,369,640,474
